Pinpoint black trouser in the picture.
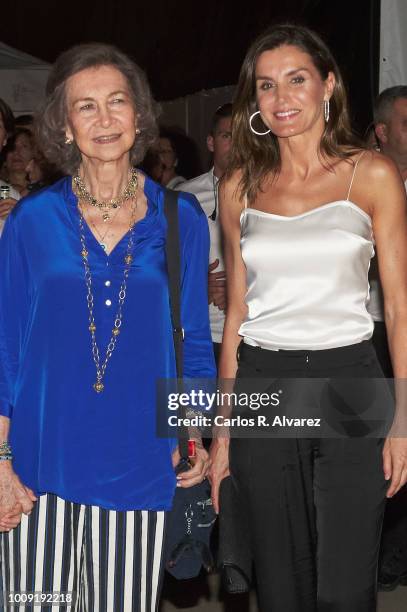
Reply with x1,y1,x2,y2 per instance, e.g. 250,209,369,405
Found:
372,321,407,579
372,321,393,379
213,341,221,369
230,340,388,612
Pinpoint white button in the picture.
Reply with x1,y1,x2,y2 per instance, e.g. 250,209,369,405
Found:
105,299,112,307
105,280,111,287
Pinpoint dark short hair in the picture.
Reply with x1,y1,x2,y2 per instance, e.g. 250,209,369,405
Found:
373,86,407,125
158,126,202,179
0,127,33,168
15,114,34,128
36,43,159,174
209,103,233,135
1,127,33,157
0,98,15,137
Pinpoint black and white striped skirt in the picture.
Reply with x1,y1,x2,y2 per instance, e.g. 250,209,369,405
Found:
0,494,166,612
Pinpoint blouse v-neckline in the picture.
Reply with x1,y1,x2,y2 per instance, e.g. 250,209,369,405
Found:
66,172,155,260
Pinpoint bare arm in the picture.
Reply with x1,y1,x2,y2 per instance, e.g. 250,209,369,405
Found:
209,172,248,511
218,172,248,378
365,153,407,496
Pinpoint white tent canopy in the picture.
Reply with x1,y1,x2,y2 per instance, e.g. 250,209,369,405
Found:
0,42,50,115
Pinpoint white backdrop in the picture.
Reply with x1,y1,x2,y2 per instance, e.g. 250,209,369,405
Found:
160,85,235,170
380,0,407,91
0,42,50,114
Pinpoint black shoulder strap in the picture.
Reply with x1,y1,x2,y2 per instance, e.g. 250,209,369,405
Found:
164,189,189,460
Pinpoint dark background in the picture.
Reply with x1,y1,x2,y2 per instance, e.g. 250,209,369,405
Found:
2,0,380,132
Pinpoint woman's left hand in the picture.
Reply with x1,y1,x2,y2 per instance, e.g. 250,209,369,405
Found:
383,436,407,497
173,441,211,488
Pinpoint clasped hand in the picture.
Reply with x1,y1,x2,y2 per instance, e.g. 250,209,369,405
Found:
172,440,211,488
208,259,227,312
0,464,37,531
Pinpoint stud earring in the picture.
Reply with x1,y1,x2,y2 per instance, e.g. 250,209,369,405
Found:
135,128,141,135
65,137,73,145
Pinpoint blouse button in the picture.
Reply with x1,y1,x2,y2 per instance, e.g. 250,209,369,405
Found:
105,280,111,287
105,299,112,307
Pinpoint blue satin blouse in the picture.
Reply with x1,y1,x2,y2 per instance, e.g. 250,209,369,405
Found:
0,175,215,511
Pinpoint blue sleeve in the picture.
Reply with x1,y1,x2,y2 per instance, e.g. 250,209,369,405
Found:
0,215,30,417
179,197,216,380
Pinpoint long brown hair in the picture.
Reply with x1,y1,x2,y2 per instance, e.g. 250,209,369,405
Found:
229,24,362,203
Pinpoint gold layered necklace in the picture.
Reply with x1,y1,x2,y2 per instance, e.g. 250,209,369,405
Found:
72,168,138,221
75,172,139,393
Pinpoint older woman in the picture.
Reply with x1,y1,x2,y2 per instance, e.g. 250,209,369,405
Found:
210,24,407,611
0,43,215,611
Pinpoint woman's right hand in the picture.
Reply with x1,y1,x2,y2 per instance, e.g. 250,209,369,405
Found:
0,462,37,531
208,439,230,514
0,198,17,220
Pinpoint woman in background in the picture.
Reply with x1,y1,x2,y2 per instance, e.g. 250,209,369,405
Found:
0,99,19,234
25,142,63,192
158,127,201,188
1,127,34,196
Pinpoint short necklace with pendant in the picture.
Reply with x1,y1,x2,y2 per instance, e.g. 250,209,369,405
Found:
83,204,122,252
72,167,138,222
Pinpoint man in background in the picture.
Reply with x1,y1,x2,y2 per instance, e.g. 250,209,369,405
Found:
177,103,232,364
372,85,407,591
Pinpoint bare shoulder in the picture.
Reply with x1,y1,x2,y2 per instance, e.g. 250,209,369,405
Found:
348,149,405,217
219,169,245,220
219,169,243,199
356,149,402,186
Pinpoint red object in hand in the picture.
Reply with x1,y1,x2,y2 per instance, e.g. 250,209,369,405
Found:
188,440,196,458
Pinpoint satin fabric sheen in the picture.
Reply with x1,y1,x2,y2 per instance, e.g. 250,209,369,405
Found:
239,201,375,350
0,175,215,510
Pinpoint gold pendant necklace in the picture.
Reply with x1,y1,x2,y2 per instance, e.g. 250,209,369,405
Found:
77,178,139,392
72,168,138,220
82,203,122,252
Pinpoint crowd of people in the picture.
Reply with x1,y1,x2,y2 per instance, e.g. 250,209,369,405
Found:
0,21,406,612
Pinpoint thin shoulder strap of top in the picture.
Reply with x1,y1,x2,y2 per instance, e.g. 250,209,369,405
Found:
243,193,249,209
346,151,366,201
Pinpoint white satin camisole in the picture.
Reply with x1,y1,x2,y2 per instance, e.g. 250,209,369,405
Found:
238,157,375,351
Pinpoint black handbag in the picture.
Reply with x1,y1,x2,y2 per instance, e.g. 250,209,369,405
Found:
163,188,217,580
